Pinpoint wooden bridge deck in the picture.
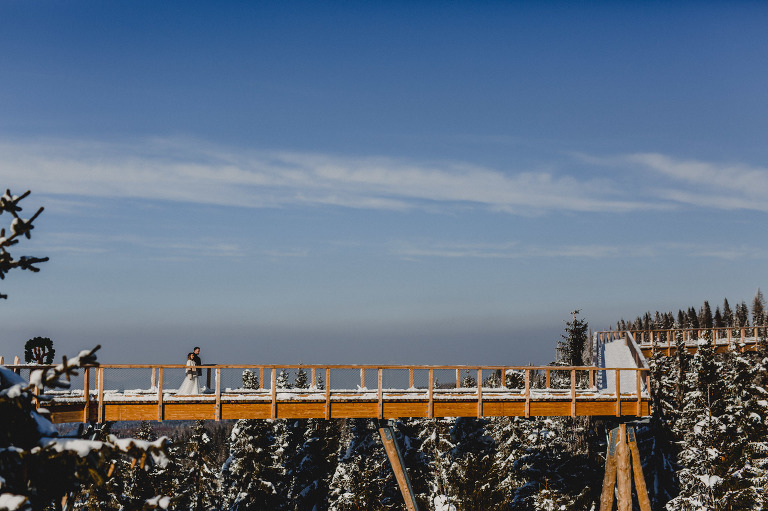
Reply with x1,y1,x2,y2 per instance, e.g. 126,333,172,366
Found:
7,363,651,423
595,327,766,358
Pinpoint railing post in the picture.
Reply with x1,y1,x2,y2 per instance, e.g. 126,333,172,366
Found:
325,368,331,420
378,368,383,420
428,369,434,419
83,367,90,423
311,368,316,389
215,367,221,421
545,368,551,389
477,369,483,418
455,368,460,389
409,368,414,389
271,369,277,419
636,370,642,416
97,367,104,423
524,369,530,418
157,367,164,421
151,368,156,389
361,368,366,389
570,368,576,417
615,369,621,417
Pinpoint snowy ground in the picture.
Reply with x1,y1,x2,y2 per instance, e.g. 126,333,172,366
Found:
598,339,646,394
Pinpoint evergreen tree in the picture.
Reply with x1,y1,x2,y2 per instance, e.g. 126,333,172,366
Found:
722,298,734,328
752,288,766,328
177,420,222,511
557,310,589,367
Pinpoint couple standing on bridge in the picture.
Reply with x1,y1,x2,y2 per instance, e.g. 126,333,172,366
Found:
177,346,203,395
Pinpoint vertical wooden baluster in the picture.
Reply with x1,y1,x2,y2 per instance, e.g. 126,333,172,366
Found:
524,369,530,418
271,369,277,419
545,368,551,389
570,368,576,417
636,369,642,416
325,368,331,420
378,368,383,420
259,367,264,390
83,367,90,423
409,368,414,389
215,367,221,421
477,369,483,418
98,367,104,423
361,368,366,389
428,369,434,419
311,368,316,389
615,369,621,417
455,368,460,389
157,367,164,421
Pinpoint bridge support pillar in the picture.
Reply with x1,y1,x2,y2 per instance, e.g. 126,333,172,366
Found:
599,424,650,511
378,420,420,511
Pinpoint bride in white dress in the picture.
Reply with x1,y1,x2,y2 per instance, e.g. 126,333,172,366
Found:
177,352,200,395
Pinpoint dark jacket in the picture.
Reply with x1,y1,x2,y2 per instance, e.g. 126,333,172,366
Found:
193,353,202,376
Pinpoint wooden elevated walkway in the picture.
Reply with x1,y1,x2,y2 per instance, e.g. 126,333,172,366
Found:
595,327,766,358
4,362,651,423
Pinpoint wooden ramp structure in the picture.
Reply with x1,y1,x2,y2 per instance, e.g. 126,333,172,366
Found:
596,326,766,358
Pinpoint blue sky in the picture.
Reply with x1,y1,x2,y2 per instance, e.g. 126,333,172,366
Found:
1,1,767,365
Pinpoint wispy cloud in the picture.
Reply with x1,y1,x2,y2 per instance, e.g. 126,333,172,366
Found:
0,137,654,215
390,240,768,260
581,152,768,212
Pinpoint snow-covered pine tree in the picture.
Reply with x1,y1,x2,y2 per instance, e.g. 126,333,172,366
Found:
557,310,588,368
287,418,342,510
327,419,398,510
222,419,282,510
0,347,170,510
444,417,506,510
176,420,222,511
0,189,48,300
752,288,766,331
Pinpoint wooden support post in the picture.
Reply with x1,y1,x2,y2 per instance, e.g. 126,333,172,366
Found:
311,368,316,389
151,367,156,389
570,369,576,417
409,368,414,389
0,356,3,364
615,369,621,417
455,368,460,389
215,368,221,421
260,367,264,390
636,370,642,416
378,422,420,511
271,369,277,419
599,427,618,511
157,368,164,421
378,368,384,420
616,425,632,511
627,426,652,511
428,369,434,419
545,368,550,389
524,369,530,418
361,368,366,389
325,368,331,420
98,367,104,423
83,368,90,423
477,369,483,418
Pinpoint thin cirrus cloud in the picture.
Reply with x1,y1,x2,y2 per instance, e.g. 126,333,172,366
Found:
581,152,768,212
0,138,653,214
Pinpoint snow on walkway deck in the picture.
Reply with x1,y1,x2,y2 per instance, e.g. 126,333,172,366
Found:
598,339,645,394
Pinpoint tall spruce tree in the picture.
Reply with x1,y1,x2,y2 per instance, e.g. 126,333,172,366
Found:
557,310,589,367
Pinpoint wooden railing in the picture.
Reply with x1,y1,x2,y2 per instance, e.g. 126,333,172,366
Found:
1,362,651,422
594,327,767,354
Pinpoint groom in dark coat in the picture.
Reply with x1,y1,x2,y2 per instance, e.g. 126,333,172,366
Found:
193,346,202,376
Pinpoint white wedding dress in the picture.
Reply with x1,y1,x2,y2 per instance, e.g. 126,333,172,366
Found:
177,360,200,395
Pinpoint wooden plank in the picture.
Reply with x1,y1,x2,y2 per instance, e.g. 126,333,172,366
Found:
222,402,272,420
164,403,215,421
277,402,326,419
